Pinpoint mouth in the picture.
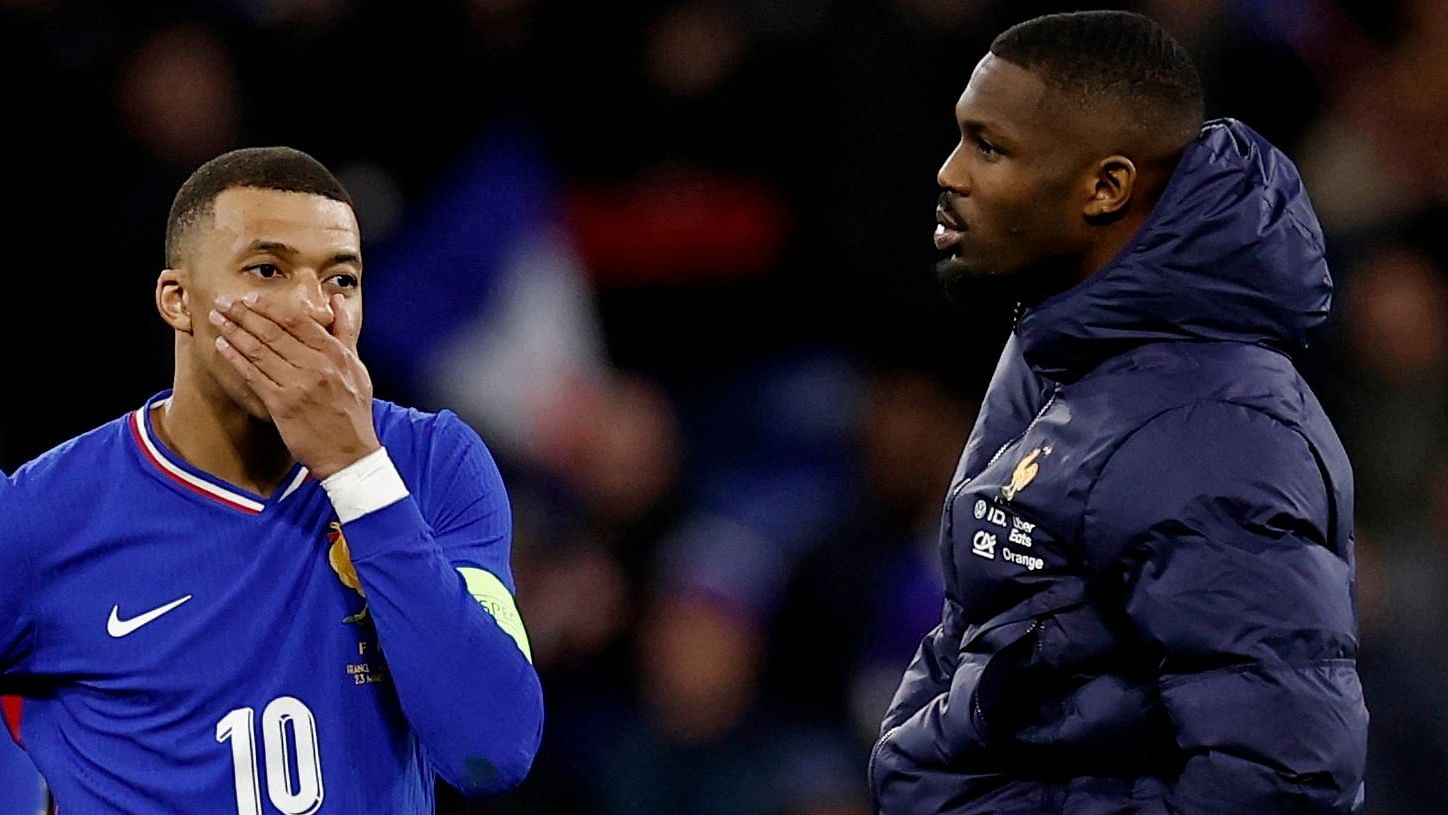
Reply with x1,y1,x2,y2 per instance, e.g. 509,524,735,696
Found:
934,207,967,252
934,222,965,252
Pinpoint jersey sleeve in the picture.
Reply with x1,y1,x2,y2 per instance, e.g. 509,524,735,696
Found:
326,412,542,797
0,476,37,678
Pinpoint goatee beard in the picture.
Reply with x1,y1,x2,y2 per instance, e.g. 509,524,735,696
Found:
936,256,1079,310
936,257,1017,308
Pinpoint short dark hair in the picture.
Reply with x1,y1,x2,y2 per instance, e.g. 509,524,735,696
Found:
165,146,353,267
990,11,1204,143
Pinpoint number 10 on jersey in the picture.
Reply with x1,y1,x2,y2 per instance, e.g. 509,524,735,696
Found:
216,696,325,814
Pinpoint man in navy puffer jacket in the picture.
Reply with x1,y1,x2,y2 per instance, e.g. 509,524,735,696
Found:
872,11,1367,814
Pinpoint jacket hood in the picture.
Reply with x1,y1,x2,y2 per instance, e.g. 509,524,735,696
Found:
1015,119,1331,380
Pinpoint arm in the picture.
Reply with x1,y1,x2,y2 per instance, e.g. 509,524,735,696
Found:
1084,401,1366,813
323,421,542,797
0,475,36,682
209,294,542,797
879,599,966,737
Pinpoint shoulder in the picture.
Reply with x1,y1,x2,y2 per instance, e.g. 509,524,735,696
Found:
13,411,134,485
1081,398,1330,565
8,412,135,513
370,399,505,502
1075,341,1310,415
373,400,495,466
3,411,135,552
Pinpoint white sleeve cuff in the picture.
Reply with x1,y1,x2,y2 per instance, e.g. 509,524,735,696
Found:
321,447,410,524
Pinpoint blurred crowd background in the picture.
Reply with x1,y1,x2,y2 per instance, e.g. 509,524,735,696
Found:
1,0,1446,812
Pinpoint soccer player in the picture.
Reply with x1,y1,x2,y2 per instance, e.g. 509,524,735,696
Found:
0,148,542,812
871,12,1366,814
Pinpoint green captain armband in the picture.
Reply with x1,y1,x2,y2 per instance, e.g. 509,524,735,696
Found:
456,567,533,664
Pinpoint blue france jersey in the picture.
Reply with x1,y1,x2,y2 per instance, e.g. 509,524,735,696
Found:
0,392,541,813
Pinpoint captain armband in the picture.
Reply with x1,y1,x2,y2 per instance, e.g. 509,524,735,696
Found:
455,567,533,664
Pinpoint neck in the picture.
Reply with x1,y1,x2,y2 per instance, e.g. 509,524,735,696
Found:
1011,205,1156,310
1077,207,1153,286
155,352,296,497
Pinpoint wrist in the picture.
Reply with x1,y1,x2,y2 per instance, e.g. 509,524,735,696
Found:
308,438,382,481
320,446,409,523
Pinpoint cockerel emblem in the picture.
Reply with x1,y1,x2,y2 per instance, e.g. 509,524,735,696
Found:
327,522,370,624
1001,445,1051,501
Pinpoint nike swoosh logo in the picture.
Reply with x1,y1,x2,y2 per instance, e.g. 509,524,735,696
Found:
107,595,193,638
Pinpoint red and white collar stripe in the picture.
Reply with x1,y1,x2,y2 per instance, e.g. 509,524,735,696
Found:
129,403,316,515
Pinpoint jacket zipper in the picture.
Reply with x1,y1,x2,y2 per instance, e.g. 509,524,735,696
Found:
868,723,903,809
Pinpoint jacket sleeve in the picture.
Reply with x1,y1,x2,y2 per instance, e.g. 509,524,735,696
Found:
1083,401,1366,813
879,599,967,736
326,414,542,799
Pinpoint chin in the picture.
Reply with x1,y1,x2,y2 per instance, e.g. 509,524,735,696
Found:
936,254,1000,303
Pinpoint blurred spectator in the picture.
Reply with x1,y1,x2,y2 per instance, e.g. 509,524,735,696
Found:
115,24,240,170
1337,246,1448,535
588,591,867,815
770,369,971,746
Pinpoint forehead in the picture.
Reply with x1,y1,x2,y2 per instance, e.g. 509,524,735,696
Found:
204,187,360,256
955,54,1067,142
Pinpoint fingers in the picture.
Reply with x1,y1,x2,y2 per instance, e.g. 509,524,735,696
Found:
214,334,282,397
224,294,339,355
209,307,297,386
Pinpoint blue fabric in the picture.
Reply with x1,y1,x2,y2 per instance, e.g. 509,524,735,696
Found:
0,732,43,815
0,473,45,815
872,120,1366,814
0,398,540,812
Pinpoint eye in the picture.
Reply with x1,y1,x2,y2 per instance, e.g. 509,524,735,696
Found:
328,273,359,289
975,135,1001,158
245,263,282,280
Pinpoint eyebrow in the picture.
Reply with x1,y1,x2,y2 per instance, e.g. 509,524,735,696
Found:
961,117,1021,147
243,240,362,269
961,118,999,137
244,240,299,256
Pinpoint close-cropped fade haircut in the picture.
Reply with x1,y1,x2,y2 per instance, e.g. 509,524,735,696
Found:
165,147,353,267
990,10,1205,145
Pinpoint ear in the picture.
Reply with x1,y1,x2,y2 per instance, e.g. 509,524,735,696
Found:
156,268,192,334
1083,155,1137,220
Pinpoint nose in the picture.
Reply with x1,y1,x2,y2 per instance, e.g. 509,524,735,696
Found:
292,274,335,329
937,143,969,194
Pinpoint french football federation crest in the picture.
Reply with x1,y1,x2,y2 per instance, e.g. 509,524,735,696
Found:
1001,445,1051,501
327,522,370,624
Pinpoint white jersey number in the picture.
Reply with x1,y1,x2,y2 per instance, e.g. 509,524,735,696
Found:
216,696,325,815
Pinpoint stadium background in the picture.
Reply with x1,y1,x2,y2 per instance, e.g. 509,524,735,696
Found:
1,0,1445,812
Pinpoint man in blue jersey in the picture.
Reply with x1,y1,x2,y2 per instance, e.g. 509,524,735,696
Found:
0,147,542,813
871,11,1365,815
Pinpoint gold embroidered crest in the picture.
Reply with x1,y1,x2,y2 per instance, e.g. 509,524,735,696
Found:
1001,446,1051,501
327,522,369,624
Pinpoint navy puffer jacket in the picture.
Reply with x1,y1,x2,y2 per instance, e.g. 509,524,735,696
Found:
871,120,1367,814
